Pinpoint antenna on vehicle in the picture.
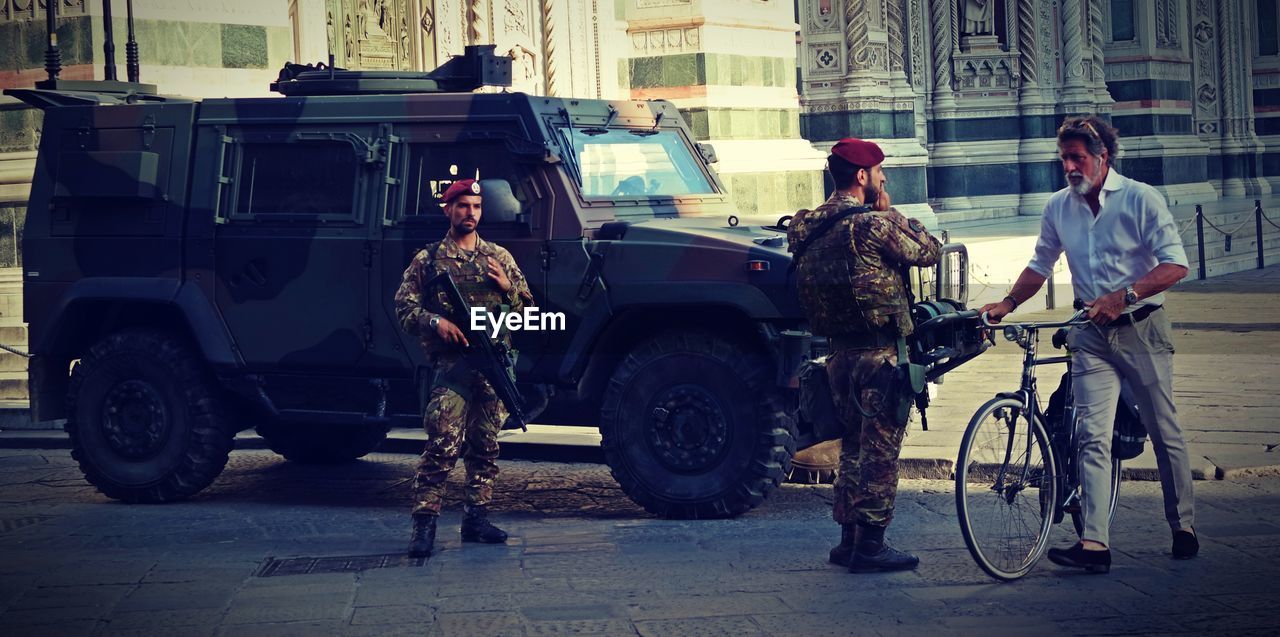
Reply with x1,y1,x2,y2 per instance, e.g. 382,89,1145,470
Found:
41,0,61,84
102,0,119,81
125,0,140,83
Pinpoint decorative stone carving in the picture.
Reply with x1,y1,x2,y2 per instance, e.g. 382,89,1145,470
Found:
630,27,702,54
1038,0,1055,85
847,0,871,71
421,6,433,34
962,0,994,36
809,44,841,74
953,54,1018,90
1088,0,1104,86
907,0,927,89
888,0,905,73
1061,0,1086,83
468,0,487,45
1104,60,1191,81
1155,0,1179,49
1191,0,1219,123
929,0,955,92
1016,0,1036,85
505,0,528,34
541,0,559,96
808,0,840,33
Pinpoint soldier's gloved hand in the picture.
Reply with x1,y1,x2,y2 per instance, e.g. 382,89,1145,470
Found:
436,317,471,348
486,257,513,293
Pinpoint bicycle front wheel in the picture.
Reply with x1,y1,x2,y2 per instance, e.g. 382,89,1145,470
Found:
956,396,1058,581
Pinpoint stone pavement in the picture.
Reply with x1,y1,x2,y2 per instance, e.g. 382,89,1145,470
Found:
908,264,1280,483
1,449,1279,636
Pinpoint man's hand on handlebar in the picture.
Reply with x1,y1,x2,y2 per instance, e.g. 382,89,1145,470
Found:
979,298,1016,324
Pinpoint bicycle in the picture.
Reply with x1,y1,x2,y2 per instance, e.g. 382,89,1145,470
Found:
954,305,1125,580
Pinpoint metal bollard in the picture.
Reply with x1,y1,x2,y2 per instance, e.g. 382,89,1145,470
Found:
1258,200,1266,270
1196,204,1206,280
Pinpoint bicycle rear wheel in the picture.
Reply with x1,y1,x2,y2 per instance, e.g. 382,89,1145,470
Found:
956,396,1057,581
1070,458,1122,538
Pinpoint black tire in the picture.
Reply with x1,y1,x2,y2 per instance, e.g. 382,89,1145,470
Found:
65,329,235,503
956,396,1057,581
599,330,794,519
256,422,388,464
1071,458,1122,537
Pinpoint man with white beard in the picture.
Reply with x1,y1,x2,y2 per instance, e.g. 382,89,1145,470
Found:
981,116,1198,573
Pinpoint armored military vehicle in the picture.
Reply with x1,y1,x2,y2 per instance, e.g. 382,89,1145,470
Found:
9,42,828,518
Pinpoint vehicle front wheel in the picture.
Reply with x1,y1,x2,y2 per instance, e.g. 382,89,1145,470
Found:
600,331,794,519
66,329,235,503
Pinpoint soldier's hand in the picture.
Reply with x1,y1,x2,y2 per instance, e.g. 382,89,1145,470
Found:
872,188,892,212
436,317,470,348
980,299,1014,324
486,257,513,293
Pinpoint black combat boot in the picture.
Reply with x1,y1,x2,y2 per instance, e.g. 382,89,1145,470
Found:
461,504,508,544
407,514,437,558
848,523,920,573
829,523,857,566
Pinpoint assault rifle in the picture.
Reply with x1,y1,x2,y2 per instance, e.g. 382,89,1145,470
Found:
421,271,528,432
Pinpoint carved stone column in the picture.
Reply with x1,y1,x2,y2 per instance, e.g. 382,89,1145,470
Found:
1215,0,1270,196
799,0,933,224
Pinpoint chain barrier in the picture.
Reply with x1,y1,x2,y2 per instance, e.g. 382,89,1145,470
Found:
1192,200,1279,279
0,343,30,358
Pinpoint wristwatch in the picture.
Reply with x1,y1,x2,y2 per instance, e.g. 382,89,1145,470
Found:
1124,286,1138,306
428,315,441,330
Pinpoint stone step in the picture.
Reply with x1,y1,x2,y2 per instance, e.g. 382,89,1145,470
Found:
0,372,26,400
0,324,26,344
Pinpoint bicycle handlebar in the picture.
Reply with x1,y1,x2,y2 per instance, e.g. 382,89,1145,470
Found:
980,308,1090,329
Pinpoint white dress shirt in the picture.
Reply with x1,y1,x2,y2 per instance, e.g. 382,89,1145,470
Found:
1027,168,1189,309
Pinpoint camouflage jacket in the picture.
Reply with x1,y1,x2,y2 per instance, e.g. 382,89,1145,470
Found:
787,192,942,337
394,233,535,356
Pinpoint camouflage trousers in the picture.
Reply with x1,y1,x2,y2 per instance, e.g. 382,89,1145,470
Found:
827,344,906,528
412,355,507,517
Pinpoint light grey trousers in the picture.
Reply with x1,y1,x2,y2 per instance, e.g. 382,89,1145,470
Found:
1067,307,1195,547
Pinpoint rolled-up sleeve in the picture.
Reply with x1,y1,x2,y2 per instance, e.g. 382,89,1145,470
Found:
1141,188,1189,268
1027,208,1064,278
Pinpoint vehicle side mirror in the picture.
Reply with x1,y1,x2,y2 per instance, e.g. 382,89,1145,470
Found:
479,179,524,224
696,142,718,165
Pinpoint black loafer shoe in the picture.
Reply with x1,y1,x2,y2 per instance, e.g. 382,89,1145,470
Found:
1172,530,1199,559
1046,543,1111,573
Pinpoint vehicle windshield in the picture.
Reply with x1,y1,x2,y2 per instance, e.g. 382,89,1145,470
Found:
561,128,716,199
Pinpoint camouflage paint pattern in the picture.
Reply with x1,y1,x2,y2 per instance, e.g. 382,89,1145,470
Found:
411,353,507,516
787,192,942,337
826,344,904,527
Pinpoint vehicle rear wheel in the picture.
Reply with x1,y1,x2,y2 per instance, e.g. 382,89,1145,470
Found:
600,330,794,519
256,422,388,464
66,329,235,503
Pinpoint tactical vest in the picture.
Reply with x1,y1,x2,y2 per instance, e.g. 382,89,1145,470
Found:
424,240,513,343
790,209,914,338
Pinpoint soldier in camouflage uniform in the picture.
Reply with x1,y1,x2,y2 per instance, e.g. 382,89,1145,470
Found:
787,138,942,572
394,178,535,558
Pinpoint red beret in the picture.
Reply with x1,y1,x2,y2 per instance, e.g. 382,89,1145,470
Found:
830,138,885,168
442,178,482,203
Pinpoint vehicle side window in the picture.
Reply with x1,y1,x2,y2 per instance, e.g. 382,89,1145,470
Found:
398,142,527,224
232,142,360,220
